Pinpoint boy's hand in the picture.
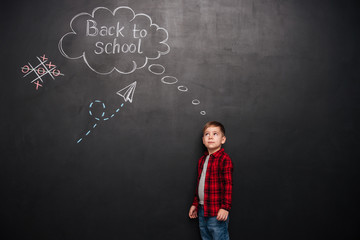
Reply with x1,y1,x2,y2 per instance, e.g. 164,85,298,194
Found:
216,209,229,221
189,205,198,219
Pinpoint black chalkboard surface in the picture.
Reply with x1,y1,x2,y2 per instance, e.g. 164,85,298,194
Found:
1,0,359,239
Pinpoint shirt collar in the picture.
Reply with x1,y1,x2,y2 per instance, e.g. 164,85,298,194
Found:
204,148,224,157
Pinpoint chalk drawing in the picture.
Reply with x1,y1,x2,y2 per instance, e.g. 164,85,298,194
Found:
177,86,188,92
21,54,64,90
59,7,170,75
148,64,165,75
77,81,136,143
161,76,178,85
192,99,200,105
149,65,206,115
77,101,124,143
58,6,206,116
116,81,137,103
57,5,206,137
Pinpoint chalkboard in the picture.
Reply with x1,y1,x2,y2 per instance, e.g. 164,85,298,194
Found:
1,0,359,239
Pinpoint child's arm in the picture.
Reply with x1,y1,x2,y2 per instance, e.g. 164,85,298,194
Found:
189,205,198,219
220,155,233,212
217,209,229,221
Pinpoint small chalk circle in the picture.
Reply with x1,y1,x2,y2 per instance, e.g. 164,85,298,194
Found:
148,64,165,75
192,99,200,105
178,86,188,92
161,76,178,85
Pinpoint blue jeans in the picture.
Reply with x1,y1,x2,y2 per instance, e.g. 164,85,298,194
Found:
198,205,230,240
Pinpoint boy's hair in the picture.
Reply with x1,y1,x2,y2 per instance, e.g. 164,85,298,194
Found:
202,121,226,136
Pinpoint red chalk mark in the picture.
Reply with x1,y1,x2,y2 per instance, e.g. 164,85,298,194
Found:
46,61,56,68
40,54,48,61
52,69,61,76
37,67,45,75
34,80,43,90
21,65,30,73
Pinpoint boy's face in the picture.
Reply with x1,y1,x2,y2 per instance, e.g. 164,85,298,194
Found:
202,126,226,154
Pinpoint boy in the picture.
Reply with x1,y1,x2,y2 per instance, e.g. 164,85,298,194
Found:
189,121,233,240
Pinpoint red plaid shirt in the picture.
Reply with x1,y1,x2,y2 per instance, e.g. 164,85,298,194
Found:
192,148,233,217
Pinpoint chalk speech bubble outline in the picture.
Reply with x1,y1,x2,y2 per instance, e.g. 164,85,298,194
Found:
58,6,170,75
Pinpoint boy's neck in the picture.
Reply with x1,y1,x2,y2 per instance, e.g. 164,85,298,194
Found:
207,147,222,155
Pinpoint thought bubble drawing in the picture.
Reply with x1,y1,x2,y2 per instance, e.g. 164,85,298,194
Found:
149,64,207,115
59,6,170,74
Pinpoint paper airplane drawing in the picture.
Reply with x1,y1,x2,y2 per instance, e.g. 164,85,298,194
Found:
77,81,137,143
116,81,137,103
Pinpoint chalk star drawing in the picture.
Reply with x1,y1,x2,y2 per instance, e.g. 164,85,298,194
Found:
21,54,64,90
77,81,137,143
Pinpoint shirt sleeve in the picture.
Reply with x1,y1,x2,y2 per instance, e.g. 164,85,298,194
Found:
192,194,199,209
220,155,233,211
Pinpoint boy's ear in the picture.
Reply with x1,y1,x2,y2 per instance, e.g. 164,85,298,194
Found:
221,136,226,144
